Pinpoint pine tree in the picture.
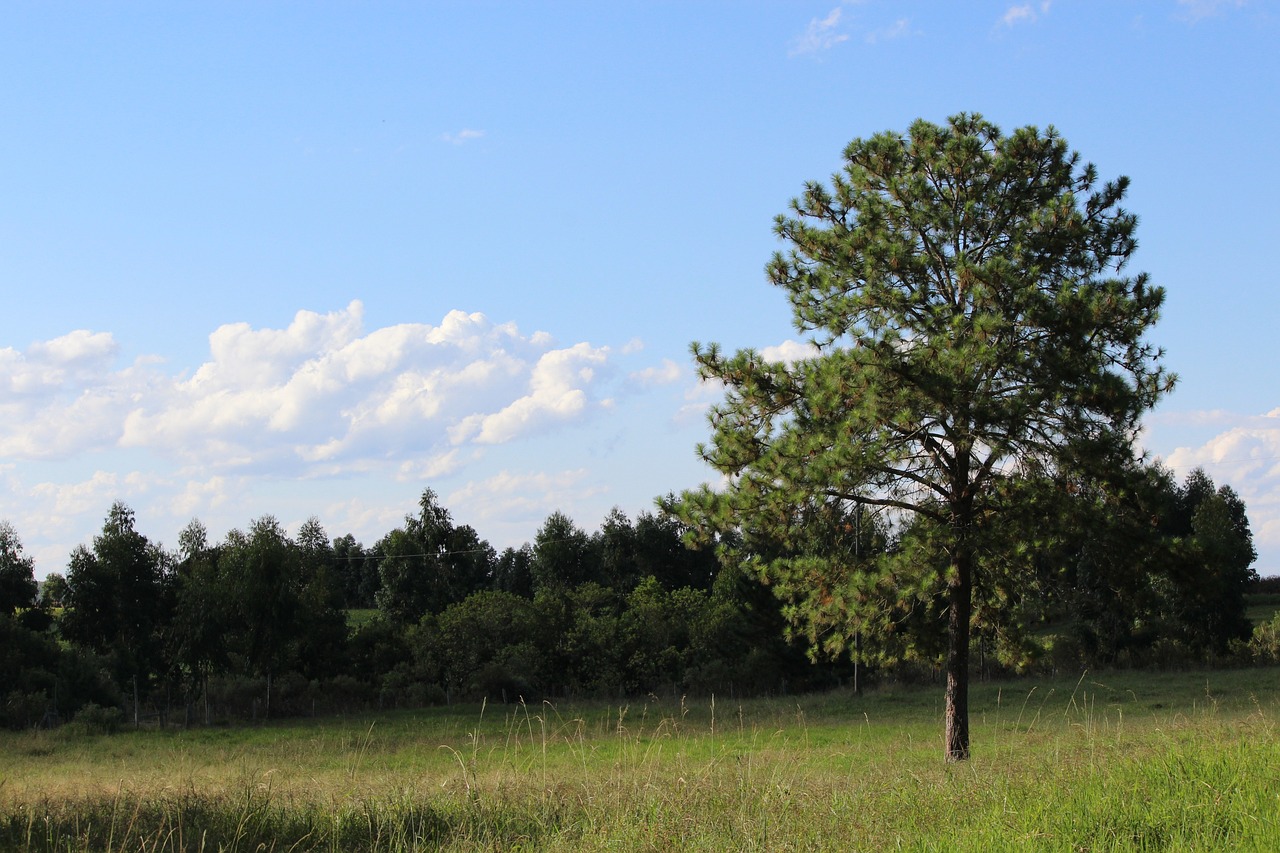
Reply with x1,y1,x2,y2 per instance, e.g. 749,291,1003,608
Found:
672,114,1172,760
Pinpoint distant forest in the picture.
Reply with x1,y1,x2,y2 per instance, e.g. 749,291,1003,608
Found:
0,465,1274,730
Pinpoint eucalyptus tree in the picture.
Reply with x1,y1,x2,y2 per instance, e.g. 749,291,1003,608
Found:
671,114,1172,760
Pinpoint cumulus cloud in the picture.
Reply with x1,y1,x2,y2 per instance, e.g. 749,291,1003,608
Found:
1154,407,1280,569
761,339,820,365
167,476,235,517
452,342,611,445
790,7,851,56
1001,1,1051,27
448,469,606,528
30,471,122,520
1,329,121,400
396,449,469,482
0,302,635,479
441,129,485,145
628,359,682,388
0,305,700,572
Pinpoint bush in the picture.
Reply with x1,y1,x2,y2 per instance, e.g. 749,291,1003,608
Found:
318,674,373,712
471,661,535,703
2,689,49,730
405,681,448,707
68,702,124,735
1246,613,1280,664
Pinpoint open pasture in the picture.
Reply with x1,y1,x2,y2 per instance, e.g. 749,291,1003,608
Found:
2,668,1279,851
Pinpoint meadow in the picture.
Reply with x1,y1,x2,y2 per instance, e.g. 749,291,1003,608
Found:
2,668,1278,851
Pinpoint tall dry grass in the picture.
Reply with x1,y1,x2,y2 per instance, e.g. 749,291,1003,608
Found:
2,668,1278,850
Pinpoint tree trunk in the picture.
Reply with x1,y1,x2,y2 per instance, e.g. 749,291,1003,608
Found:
944,546,973,762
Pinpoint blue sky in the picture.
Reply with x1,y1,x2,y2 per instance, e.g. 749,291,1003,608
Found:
3,1,1278,578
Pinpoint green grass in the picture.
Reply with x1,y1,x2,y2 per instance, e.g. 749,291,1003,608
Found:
1245,593,1280,627
3,668,1279,850
345,608,380,630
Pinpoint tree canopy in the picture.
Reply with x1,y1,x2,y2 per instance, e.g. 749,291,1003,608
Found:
671,113,1174,760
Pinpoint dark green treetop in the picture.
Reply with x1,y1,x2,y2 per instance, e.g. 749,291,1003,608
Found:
61,502,168,690
0,521,38,616
376,488,494,624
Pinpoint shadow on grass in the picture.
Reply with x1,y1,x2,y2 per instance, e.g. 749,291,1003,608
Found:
1,788,570,852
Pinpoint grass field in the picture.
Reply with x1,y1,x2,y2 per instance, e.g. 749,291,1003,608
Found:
2,667,1278,851
1245,593,1280,628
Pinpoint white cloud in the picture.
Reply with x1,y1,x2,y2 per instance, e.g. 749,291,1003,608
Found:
0,303,642,480
441,129,485,145
865,18,913,44
1001,1,1051,27
628,359,682,388
761,339,819,365
458,342,612,445
1,329,121,398
1154,407,1280,573
13,469,166,567
1177,0,1246,22
27,329,118,368
1163,414,1280,486
669,340,815,426
673,374,722,427
30,471,122,520
790,7,851,56
170,476,237,517
396,449,469,482
320,497,410,544
1002,5,1034,26
448,468,606,528
0,305,699,572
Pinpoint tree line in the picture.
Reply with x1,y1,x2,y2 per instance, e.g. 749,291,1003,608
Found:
0,463,1266,731
0,492,819,729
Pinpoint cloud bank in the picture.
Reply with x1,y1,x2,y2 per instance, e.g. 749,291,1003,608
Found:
0,302,696,571
1,302,637,478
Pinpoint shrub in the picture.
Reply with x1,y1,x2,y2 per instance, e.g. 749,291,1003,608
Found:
2,689,49,730
1246,613,1280,663
68,702,124,735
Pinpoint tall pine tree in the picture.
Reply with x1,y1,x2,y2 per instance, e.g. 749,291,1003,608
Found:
672,114,1172,760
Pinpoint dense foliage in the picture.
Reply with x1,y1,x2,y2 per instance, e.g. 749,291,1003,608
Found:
0,461,1264,733
2,491,850,729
